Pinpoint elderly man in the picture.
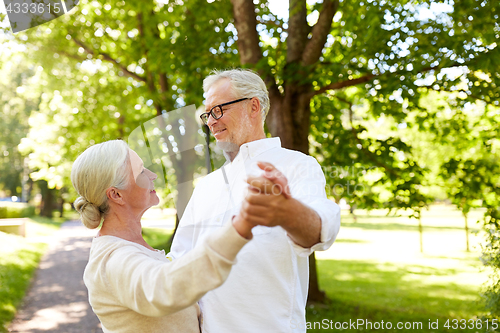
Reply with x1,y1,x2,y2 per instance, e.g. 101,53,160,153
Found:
170,69,340,333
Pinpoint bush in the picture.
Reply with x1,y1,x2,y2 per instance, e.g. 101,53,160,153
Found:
0,202,36,219
482,206,500,320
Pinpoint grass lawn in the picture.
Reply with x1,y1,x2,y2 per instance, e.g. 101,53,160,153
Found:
77,205,493,332
307,204,493,332
0,216,66,333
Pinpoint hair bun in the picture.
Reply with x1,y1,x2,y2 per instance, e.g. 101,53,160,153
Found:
74,196,102,229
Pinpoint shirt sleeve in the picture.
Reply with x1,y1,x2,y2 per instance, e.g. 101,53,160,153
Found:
286,155,341,257
104,222,249,317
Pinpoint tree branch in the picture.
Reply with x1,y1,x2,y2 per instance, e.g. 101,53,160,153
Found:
416,61,466,75
420,85,491,104
302,0,339,66
310,59,467,98
310,73,375,98
55,50,88,63
71,37,147,83
256,17,285,30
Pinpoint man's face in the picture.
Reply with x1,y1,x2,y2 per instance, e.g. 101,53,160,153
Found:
205,79,252,149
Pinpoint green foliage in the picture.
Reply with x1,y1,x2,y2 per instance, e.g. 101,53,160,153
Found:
255,0,498,218
12,0,239,205
142,227,174,253
442,157,497,214
1,0,499,313
310,93,431,215
0,49,40,197
482,207,500,320
0,202,35,219
434,99,500,214
392,93,500,309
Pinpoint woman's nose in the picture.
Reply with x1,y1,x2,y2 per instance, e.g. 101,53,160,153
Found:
146,169,157,181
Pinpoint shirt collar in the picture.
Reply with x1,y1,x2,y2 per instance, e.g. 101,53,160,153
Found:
237,137,281,160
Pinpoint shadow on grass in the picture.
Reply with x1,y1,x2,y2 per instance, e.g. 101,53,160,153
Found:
306,259,485,333
424,254,483,267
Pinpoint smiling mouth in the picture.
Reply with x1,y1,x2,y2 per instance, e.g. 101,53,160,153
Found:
213,128,226,135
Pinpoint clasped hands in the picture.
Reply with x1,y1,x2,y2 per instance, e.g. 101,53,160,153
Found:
232,161,292,239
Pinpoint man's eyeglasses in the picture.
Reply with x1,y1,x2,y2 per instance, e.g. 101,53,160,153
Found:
200,98,250,125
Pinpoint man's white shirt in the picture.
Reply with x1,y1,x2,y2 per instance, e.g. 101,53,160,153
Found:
169,137,341,333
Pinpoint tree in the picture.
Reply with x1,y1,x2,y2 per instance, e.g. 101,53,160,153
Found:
15,0,238,217
228,0,499,302
431,100,500,314
0,38,38,198
384,89,500,313
482,204,500,320
7,0,499,305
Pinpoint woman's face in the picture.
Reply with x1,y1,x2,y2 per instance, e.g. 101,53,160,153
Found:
124,148,160,211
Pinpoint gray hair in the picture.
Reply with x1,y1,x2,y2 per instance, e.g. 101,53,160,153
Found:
71,140,130,229
203,69,270,124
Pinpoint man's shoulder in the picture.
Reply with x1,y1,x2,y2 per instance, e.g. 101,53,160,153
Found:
265,146,319,167
192,167,224,191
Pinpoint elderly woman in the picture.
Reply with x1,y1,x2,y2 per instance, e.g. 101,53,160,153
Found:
71,140,257,333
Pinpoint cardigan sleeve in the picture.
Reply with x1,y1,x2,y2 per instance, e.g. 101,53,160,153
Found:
103,222,248,317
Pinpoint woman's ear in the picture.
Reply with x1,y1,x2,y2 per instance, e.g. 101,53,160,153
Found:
107,187,124,205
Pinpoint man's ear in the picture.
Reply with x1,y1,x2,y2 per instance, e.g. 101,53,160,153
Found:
250,97,261,118
107,187,125,205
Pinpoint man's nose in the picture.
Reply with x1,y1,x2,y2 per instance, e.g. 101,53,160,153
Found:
207,112,217,128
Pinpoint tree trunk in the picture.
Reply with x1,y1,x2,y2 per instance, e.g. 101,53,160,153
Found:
350,205,357,223
418,213,424,253
59,195,64,218
268,103,328,303
307,253,326,304
463,212,470,252
269,86,327,302
165,213,180,252
39,180,55,218
230,0,340,304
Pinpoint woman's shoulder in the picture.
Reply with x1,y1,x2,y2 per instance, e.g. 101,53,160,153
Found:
90,236,167,261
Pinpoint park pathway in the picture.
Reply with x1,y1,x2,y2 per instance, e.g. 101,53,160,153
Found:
9,220,103,333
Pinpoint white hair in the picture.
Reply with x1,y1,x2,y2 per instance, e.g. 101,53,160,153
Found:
203,69,270,124
71,140,130,229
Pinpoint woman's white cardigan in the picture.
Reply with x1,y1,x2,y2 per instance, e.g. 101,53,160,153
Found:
83,222,249,333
